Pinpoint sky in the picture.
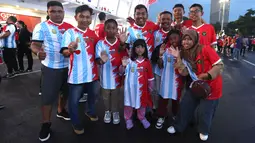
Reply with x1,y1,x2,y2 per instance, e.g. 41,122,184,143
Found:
148,0,254,23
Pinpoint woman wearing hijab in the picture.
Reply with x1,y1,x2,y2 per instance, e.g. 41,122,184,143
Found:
16,20,33,72
166,29,224,141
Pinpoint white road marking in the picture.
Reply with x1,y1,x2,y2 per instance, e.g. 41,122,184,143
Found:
243,59,255,67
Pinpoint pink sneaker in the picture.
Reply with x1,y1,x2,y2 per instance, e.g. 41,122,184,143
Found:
141,119,150,129
126,120,134,130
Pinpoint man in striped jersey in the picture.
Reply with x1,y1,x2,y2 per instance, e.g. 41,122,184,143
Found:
0,16,19,78
31,1,73,142
61,4,99,135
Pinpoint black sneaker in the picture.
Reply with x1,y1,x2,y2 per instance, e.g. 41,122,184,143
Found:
2,73,16,79
56,109,70,121
39,122,51,142
0,104,5,110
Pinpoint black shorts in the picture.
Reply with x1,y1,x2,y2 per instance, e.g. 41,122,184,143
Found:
41,65,68,105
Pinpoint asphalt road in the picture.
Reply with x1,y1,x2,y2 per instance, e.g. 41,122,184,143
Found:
0,52,255,143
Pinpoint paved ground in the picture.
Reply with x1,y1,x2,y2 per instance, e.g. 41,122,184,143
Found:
0,52,255,143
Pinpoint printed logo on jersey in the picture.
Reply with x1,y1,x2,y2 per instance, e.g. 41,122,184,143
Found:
52,29,57,34
196,59,202,64
167,57,171,62
202,32,207,36
131,67,135,73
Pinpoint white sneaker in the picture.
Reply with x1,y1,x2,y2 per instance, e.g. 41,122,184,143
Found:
155,118,165,129
199,133,209,141
167,126,176,134
104,111,111,123
112,112,120,124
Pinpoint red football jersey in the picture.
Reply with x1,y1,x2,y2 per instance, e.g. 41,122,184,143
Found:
95,23,105,39
189,24,217,46
195,45,222,100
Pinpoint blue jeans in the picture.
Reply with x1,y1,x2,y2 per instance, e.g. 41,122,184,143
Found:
68,81,96,128
173,89,219,135
233,48,240,60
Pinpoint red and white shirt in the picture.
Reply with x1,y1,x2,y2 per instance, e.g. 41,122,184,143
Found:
195,45,222,100
32,20,73,69
126,21,158,59
95,23,105,40
189,24,217,46
124,58,154,109
171,20,193,28
61,27,99,84
95,37,128,89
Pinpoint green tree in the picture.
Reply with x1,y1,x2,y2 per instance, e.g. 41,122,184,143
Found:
226,9,255,36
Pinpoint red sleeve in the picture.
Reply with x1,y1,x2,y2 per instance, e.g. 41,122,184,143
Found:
203,46,221,66
147,60,154,80
210,25,217,45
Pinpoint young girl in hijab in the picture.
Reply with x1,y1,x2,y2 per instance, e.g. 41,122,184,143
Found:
120,39,154,130
167,29,224,141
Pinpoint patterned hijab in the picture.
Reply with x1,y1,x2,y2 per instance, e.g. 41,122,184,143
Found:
180,29,203,72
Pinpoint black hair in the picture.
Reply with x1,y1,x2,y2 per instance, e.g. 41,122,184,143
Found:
8,16,17,23
151,29,181,64
104,19,118,27
190,3,203,11
98,12,106,21
17,20,26,28
47,1,63,9
75,5,93,15
134,4,148,14
163,29,181,44
46,15,50,20
131,39,148,61
173,4,184,10
160,11,172,18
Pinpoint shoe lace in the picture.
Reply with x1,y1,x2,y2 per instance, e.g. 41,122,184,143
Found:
158,118,164,123
113,112,119,119
105,111,111,118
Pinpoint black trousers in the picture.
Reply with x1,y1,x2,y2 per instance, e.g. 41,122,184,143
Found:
3,48,18,74
17,45,33,70
240,46,246,56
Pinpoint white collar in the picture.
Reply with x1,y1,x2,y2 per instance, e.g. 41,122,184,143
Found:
105,37,117,46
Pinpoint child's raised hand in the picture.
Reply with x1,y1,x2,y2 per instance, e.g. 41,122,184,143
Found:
169,46,180,58
119,27,128,44
100,50,108,63
159,43,166,56
121,56,129,67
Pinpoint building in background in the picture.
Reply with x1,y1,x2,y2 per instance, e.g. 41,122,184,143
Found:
210,0,230,25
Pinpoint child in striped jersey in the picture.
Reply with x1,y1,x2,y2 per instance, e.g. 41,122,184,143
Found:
95,19,128,125
120,39,154,130
152,29,183,129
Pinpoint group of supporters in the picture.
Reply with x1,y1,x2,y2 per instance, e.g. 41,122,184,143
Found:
0,0,224,142
0,18,33,78
217,34,255,60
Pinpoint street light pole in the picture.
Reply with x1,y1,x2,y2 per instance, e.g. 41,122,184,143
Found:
220,0,229,31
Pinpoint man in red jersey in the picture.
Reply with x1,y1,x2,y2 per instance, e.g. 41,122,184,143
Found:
188,4,217,48
95,12,106,39
171,4,192,29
